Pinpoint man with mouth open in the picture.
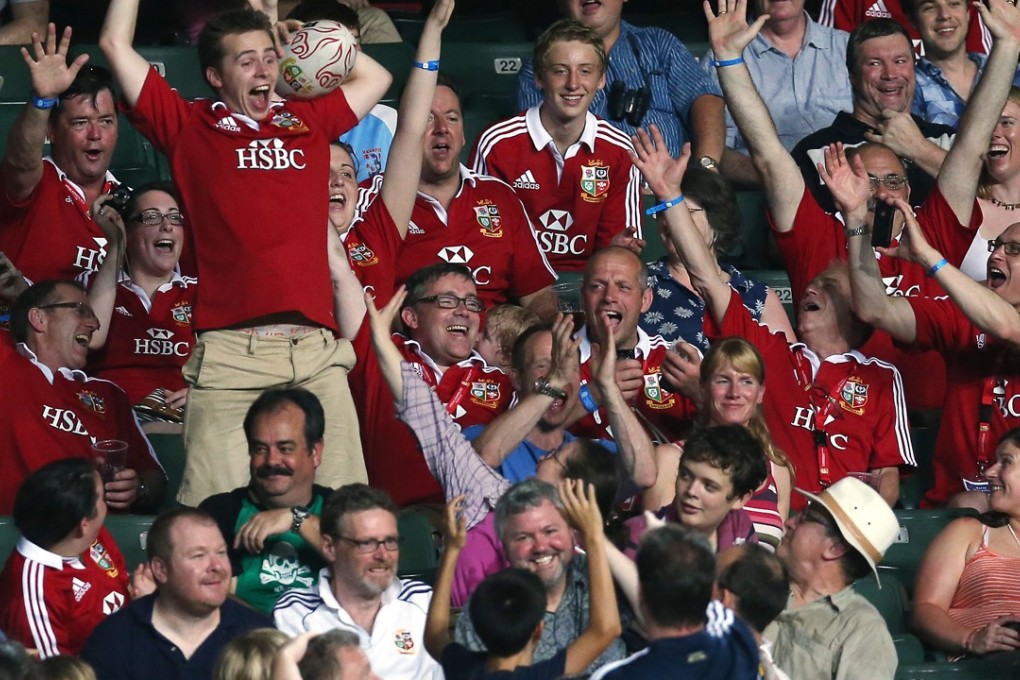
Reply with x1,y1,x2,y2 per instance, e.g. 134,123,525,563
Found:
99,0,392,505
791,17,956,213
274,484,443,680
0,41,123,285
198,388,332,614
0,280,165,514
81,507,271,680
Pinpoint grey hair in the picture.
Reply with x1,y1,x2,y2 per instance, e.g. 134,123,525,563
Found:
297,630,363,680
494,479,565,543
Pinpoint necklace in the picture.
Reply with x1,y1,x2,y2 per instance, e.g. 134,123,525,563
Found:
1007,523,1020,552
989,196,1020,211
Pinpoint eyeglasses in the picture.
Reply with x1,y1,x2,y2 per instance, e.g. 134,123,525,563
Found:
867,173,908,191
413,294,485,313
988,239,1020,256
131,209,185,226
798,503,836,531
37,301,97,319
335,536,401,553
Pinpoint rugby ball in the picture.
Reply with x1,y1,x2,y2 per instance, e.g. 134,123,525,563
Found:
277,20,358,99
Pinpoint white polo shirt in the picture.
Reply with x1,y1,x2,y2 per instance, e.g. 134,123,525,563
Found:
274,568,443,679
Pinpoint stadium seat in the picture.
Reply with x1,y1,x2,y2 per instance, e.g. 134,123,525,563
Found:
104,514,156,570
895,656,1020,679
730,190,772,271
855,571,908,635
881,508,978,593
899,425,939,509
393,12,529,44
441,41,533,103
0,515,17,566
893,634,926,665
0,46,32,103
146,432,186,513
362,42,417,105
462,97,512,163
744,269,795,325
397,509,439,585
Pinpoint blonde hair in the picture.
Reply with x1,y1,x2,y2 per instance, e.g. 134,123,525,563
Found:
485,304,541,359
213,628,289,680
979,86,1020,200
700,337,795,478
38,656,97,680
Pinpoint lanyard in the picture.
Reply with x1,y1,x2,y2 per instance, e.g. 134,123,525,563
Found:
793,350,853,487
417,360,480,417
61,174,117,220
977,375,1005,473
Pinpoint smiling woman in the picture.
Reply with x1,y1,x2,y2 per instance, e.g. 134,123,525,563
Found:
82,182,197,418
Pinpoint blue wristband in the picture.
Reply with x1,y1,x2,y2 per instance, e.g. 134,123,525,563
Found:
31,95,59,110
413,60,440,71
927,257,949,278
711,56,744,68
578,385,598,414
645,194,685,215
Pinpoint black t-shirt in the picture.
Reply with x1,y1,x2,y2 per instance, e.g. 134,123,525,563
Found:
441,643,568,680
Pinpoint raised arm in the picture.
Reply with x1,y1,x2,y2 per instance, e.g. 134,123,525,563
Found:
86,195,127,350
0,0,48,45
591,311,657,488
559,479,621,675
471,314,580,468
327,225,368,339
3,25,89,203
98,0,151,107
424,495,466,661
379,0,452,237
822,144,919,343
937,0,1020,224
703,0,804,232
366,285,407,400
631,128,731,326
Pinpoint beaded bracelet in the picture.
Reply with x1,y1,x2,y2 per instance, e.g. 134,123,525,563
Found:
645,194,685,215
413,60,440,71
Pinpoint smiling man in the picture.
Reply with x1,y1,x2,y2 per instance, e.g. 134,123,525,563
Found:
100,0,392,505
0,280,165,514
274,484,443,680
472,19,641,272
198,388,331,614
790,18,956,213
0,51,122,286
82,508,271,680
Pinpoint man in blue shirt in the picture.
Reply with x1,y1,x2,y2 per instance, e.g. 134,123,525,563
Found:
517,0,725,169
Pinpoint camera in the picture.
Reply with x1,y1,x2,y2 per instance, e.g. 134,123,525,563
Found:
607,80,651,127
105,186,133,214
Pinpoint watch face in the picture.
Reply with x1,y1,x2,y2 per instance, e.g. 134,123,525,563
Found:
699,156,716,169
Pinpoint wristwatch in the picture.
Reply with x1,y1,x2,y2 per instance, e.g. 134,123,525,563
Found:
291,505,310,534
845,225,867,238
533,377,567,401
698,155,719,171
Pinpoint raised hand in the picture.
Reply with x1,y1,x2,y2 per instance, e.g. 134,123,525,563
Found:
703,0,769,60
424,0,454,31
22,24,89,100
610,226,646,256
883,197,940,266
630,128,688,199
443,494,467,552
817,142,871,219
977,0,1020,46
92,193,127,249
865,110,927,160
547,312,581,392
558,478,604,546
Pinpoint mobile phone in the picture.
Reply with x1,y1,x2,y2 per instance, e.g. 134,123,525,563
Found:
872,202,895,249
616,348,636,361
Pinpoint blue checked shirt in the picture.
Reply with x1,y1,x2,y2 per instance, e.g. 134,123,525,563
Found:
913,53,1020,128
517,20,721,157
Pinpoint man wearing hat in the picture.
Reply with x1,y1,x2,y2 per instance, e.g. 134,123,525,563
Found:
765,477,899,679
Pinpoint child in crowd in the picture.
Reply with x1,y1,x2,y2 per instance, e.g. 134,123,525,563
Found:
475,304,541,372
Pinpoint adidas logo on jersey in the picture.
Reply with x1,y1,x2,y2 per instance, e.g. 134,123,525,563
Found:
114,306,131,316
72,577,91,602
408,222,425,235
216,116,241,132
865,0,890,18
513,171,541,190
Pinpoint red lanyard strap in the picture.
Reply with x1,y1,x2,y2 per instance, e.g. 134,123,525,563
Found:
793,350,850,488
442,365,480,416
977,375,1002,467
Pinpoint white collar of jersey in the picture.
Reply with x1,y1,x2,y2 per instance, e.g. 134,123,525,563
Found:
317,566,401,614
16,536,74,570
210,99,285,132
577,324,652,363
790,343,867,374
525,105,598,155
16,342,89,385
416,165,480,209
43,157,119,198
399,335,487,375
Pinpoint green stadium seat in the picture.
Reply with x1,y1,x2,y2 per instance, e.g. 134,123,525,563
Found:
0,45,33,102
744,269,795,326
880,508,978,593
393,12,529,44
855,571,908,635
731,190,772,271
900,425,939,510
362,42,417,104
896,656,1020,679
104,514,156,570
894,634,926,665
462,97,512,163
396,509,439,585
146,432,186,513
441,41,533,102
0,515,17,567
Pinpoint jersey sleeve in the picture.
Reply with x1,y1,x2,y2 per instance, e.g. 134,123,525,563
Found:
123,67,195,156
347,195,402,306
905,296,971,353
867,362,916,469
770,187,842,307
916,185,983,268
506,195,556,299
595,141,642,248
293,87,359,141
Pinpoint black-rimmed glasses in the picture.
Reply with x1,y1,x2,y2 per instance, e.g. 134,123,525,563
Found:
413,294,485,313
131,209,185,226
335,536,401,553
37,301,97,319
988,239,1020,256
867,173,908,191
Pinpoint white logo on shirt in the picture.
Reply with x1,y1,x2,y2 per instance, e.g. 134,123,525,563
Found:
135,329,189,357
102,591,124,614
437,245,475,264
72,577,91,602
235,138,307,170
865,0,890,18
216,116,242,132
538,209,574,233
513,170,541,190
408,221,424,235
114,306,131,317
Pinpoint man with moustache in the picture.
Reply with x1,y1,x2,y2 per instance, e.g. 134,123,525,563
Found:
274,484,443,679
199,388,331,614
